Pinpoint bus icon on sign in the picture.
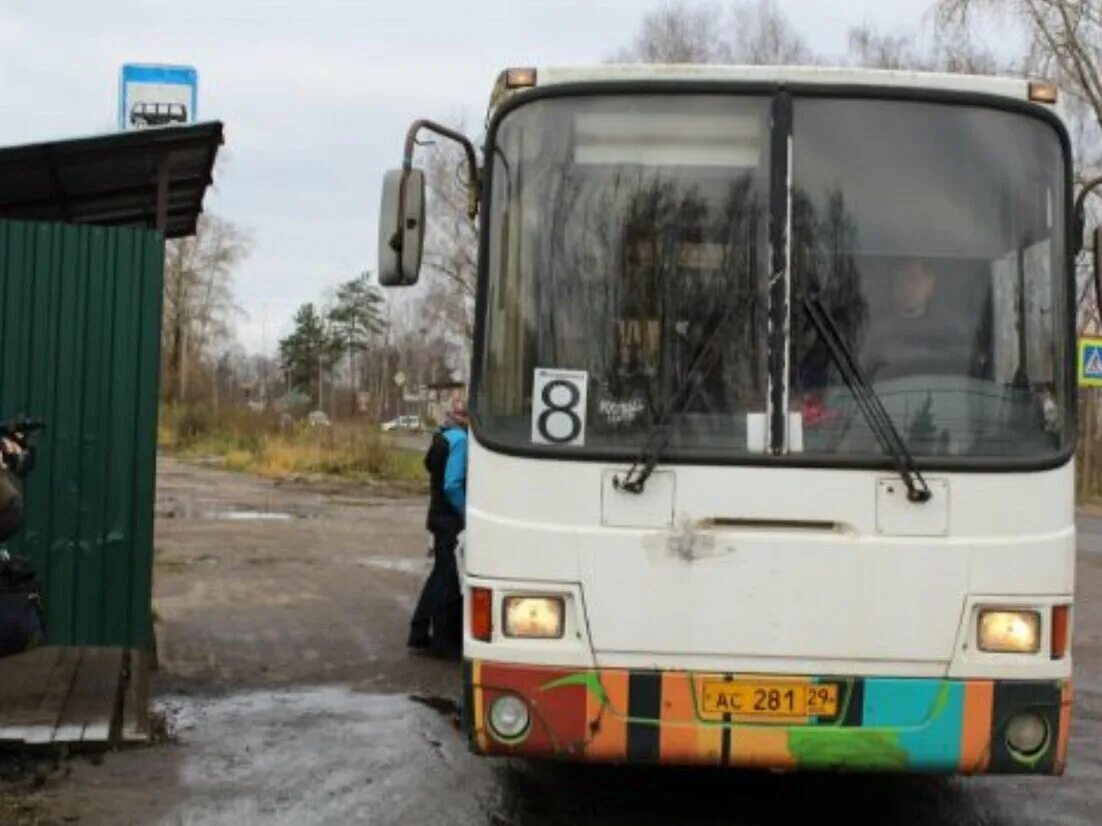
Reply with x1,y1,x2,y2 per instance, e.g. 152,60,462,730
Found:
1080,337,1102,386
118,64,197,131
130,102,188,128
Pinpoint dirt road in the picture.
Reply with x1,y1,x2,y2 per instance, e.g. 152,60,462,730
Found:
9,458,1102,825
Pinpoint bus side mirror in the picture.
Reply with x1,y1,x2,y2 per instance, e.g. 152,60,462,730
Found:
1094,226,1102,322
378,168,425,287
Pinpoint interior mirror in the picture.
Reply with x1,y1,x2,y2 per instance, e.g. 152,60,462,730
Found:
378,168,425,286
1094,226,1102,322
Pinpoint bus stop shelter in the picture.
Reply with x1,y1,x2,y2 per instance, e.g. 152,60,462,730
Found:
0,121,222,236
0,121,223,748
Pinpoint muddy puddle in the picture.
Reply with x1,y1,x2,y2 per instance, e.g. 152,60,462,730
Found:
152,688,499,826
355,556,430,576
201,510,295,521
156,499,315,522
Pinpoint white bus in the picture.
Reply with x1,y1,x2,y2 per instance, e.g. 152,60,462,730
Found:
379,65,1091,774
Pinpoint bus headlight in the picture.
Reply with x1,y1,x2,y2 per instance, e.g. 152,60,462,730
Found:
503,596,564,638
978,609,1041,653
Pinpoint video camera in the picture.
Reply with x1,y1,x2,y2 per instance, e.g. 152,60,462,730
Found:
0,419,44,478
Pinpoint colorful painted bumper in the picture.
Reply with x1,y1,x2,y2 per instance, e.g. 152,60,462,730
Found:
464,661,1072,774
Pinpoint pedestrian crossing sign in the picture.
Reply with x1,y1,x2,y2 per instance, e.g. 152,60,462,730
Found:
1079,337,1102,386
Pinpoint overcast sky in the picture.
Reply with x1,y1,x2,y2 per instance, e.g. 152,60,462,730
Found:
1,0,997,354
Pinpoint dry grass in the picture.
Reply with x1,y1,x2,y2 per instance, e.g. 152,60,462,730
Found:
247,432,425,485
159,404,425,488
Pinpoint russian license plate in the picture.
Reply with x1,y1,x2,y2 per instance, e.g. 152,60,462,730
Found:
701,682,839,718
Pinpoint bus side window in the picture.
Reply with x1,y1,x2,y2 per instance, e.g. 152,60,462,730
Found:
989,239,1055,387
1023,238,1055,385
991,251,1020,385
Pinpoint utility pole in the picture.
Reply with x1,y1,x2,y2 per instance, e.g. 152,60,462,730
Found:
383,299,393,418
179,319,188,403
419,325,429,424
261,303,268,406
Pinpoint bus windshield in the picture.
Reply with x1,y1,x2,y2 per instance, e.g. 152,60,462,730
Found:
790,98,1068,461
476,93,1071,466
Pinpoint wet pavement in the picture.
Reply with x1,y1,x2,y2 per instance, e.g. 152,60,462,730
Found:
1077,513,1102,554
102,685,1099,826
157,689,497,825
10,458,1101,825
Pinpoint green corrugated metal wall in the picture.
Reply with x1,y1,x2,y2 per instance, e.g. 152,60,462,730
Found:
0,219,164,648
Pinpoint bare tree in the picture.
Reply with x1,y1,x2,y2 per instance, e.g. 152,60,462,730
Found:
423,141,479,301
617,0,1007,74
423,276,474,344
614,1,731,62
846,25,924,70
729,0,811,65
935,26,1003,73
162,213,251,403
614,1,809,65
410,121,478,353
845,22,1000,73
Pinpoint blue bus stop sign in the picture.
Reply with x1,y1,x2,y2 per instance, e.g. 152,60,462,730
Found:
118,64,198,131
1079,337,1102,387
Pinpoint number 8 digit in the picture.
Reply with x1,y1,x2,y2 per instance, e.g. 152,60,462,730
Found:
538,380,582,444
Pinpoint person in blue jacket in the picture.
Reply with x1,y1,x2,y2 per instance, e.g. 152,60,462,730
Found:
408,397,468,659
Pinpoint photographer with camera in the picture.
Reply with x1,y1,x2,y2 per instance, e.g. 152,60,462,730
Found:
0,419,45,657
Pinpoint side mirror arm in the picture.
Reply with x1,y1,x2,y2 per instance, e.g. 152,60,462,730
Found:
403,119,481,220
1074,176,1102,325
1072,176,1102,255
1094,226,1102,328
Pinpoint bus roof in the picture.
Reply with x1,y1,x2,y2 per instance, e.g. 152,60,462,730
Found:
487,64,1064,122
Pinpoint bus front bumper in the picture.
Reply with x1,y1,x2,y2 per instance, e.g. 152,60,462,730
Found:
464,661,1072,774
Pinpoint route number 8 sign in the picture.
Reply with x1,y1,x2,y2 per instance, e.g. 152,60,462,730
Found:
531,368,588,446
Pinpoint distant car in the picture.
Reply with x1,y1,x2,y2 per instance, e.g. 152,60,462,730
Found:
307,410,331,427
381,415,422,432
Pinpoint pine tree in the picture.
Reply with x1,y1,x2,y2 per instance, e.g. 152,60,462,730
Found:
279,303,340,405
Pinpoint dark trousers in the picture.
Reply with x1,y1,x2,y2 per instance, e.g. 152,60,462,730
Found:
0,591,44,657
409,527,461,653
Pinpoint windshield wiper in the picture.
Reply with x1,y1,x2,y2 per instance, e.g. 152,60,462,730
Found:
800,287,932,504
615,283,931,503
613,304,735,495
